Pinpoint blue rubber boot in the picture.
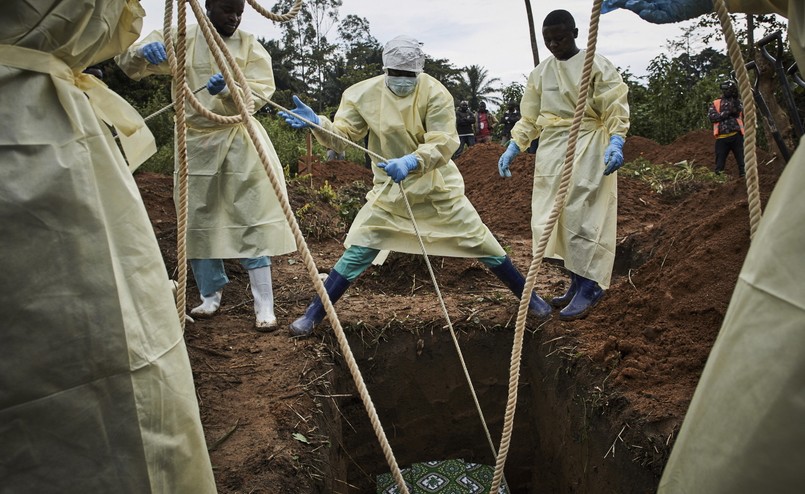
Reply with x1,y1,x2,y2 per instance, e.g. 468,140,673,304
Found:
550,272,578,308
559,276,604,321
489,257,552,320
289,269,351,337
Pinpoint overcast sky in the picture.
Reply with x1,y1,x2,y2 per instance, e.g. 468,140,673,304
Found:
137,0,720,87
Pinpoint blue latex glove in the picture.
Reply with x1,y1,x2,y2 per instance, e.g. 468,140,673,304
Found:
140,41,167,64
601,0,713,24
207,73,226,95
377,154,418,183
498,141,520,178
603,135,625,176
278,95,320,129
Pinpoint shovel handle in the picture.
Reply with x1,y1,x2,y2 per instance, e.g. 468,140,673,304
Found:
757,30,784,65
787,63,805,89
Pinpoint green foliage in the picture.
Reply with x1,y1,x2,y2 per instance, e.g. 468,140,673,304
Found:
424,57,464,95
620,157,727,196
455,64,502,110
500,81,525,107
317,180,337,202
333,180,370,228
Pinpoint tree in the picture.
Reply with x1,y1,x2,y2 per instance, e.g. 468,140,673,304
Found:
334,15,382,92
423,57,464,97
692,12,797,152
456,65,502,110
271,0,342,109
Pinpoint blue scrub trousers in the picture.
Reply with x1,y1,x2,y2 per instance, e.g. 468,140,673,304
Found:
191,257,270,297
333,246,505,282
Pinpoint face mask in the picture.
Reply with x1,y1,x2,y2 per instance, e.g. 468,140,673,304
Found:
386,75,418,97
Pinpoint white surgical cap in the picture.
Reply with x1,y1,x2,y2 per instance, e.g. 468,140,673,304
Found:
382,35,425,74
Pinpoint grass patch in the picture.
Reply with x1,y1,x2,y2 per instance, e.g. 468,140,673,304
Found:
620,157,727,196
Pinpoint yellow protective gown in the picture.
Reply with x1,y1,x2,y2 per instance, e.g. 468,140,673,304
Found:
659,1,805,492
0,1,216,493
511,50,629,289
116,25,296,259
312,74,506,258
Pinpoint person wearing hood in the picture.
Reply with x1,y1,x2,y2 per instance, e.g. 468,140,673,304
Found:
278,35,553,337
708,78,746,177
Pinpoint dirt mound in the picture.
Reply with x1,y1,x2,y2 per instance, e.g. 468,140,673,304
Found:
624,129,778,175
134,131,783,492
453,140,779,463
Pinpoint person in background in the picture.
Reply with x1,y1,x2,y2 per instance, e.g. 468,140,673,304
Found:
500,102,521,144
454,100,476,158
117,0,296,331
475,101,497,143
0,1,215,491
708,78,746,177
602,1,805,493
497,9,630,321
278,35,553,337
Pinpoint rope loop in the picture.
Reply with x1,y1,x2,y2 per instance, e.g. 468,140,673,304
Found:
246,0,304,23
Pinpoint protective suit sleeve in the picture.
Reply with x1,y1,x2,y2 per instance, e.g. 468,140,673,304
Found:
310,98,369,154
510,65,544,150
415,82,461,173
591,55,630,138
115,30,173,79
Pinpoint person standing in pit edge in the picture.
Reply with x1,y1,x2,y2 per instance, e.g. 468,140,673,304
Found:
475,101,497,143
603,1,805,492
708,78,746,177
497,9,630,321
454,100,476,158
278,34,553,337
116,0,296,331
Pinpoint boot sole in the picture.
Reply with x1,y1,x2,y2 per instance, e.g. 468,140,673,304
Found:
254,322,279,333
189,310,217,319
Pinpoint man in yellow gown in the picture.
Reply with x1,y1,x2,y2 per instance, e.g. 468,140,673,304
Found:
497,9,630,321
117,0,296,331
0,1,215,491
279,35,554,337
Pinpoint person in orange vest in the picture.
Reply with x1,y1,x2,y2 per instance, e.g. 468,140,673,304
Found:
708,78,745,177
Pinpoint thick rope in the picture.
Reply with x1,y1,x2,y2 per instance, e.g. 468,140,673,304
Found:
713,0,762,238
246,0,304,22
165,1,411,490
264,100,506,474
490,1,604,491
163,0,190,330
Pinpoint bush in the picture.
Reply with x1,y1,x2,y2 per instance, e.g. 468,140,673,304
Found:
133,111,339,176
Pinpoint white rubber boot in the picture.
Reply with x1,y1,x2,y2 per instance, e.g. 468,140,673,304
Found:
190,289,222,318
249,266,277,331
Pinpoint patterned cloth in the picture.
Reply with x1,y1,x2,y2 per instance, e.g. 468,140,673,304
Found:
376,459,510,493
